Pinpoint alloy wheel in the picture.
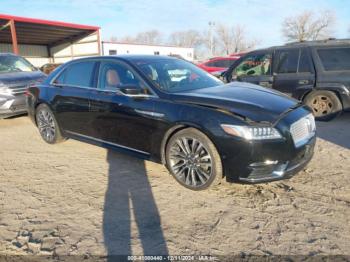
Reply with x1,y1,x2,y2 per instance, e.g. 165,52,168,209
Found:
310,95,333,117
168,137,213,188
37,108,56,143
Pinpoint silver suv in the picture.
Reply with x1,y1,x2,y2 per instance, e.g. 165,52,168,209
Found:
0,53,46,118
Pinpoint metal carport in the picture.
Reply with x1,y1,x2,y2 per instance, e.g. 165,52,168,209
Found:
0,14,101,66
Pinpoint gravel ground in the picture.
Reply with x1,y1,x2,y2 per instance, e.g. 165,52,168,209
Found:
0,114,349,260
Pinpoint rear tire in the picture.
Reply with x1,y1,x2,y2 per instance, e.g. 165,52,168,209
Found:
165,128,223,190
304,90,342,121
35,104,65,144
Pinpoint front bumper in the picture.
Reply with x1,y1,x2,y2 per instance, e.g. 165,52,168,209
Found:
216,105,316,183
0,95,27,118
239,138,315,183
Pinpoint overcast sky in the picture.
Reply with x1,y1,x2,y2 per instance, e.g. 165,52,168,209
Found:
1,0,350,48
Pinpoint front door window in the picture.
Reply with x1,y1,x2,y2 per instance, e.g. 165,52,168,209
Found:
233,53,272,78
98,61,151,95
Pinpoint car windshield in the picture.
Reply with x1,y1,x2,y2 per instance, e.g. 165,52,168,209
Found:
133,58,223,93
0,55,37,73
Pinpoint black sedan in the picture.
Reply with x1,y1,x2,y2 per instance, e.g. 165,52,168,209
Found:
27,55,316,190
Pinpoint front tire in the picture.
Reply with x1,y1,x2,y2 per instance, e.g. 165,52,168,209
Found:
36,104,65,144
304,90,342,121
165,128,223,190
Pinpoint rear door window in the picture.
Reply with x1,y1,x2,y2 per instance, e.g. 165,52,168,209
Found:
298,48,313,73
206,59,235,68
205,61,218,67
275,49,299,74
55,61,96,87
317,47,350,71
219,59,236,68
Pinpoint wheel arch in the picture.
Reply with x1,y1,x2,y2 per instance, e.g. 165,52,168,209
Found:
302,86,345,108
160,122,219,166
33,102,57,126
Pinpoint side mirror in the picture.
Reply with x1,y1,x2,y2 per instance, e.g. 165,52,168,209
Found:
120,84,141,95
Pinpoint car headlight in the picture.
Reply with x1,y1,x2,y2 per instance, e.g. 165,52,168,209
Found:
221,124,282,140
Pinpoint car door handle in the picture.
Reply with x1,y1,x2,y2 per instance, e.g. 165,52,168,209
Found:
298,80,309,85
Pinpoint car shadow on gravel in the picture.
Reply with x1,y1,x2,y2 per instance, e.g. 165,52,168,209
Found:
103,150,168,259
316,112,350,150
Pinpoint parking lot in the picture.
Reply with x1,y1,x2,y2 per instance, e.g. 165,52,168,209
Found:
0,113,349,258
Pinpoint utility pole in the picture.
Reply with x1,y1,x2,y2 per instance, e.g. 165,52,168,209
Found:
208,21,215,57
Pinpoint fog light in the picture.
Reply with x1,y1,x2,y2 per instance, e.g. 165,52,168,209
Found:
249,160,278,167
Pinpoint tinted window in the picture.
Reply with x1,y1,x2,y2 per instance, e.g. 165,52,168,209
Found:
57,61,96,87
276,49,299,74
134,58,222,93
206,59,235,68
205,61,217,67
317,48,350,71
234,53,271,77
298,49,312,73
109,50,117,55
98,61,150,93
217,59,235,68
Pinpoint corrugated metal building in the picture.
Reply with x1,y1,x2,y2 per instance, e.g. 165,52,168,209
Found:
0,14,101,67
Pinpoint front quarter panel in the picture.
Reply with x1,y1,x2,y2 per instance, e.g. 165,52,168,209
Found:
150,97,247,163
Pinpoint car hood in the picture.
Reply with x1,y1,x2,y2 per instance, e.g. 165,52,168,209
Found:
172,82,300,124
0,71,46,86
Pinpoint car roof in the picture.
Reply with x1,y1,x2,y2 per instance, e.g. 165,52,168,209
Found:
208,56,237,60
66,55,180,64
0,53,18,57
250,39,350,53
108,54,178,61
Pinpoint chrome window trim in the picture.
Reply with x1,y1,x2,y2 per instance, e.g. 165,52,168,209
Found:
65,130,150,155
51,83,158,98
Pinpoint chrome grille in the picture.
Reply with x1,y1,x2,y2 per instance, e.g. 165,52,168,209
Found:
290,114,316,147
8,85,28,95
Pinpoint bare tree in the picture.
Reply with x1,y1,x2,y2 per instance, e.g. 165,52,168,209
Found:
168,30,202,47
109,30,163,45
200,29,219,56
282,10,335,42
119,36,137,43
216,24,232,55
135,30,163,45
108,35,138,43
109,36,118,42
215,24,258,55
